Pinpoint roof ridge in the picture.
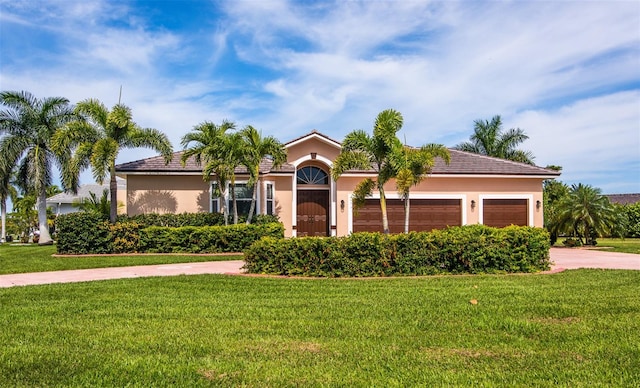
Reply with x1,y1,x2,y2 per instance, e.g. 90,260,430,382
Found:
285,130,342,147
447,149,560,174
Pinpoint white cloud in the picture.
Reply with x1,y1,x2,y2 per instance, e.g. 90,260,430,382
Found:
1,0,638,194
511,91,640,193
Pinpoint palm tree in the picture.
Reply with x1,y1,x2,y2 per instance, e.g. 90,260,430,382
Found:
393,143,450,233
553,183,618,245
454,115,535,165
11,193,37,242
239,125,287,224
332,109,404,234
226,131,245,225
72,189,112,218
542,176,568,245
0,164,18,243
56,98,173,223
0,91,78,244
181,121,237,225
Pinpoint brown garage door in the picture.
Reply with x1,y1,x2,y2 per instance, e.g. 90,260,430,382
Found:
353,199,462,233
483,199,528,228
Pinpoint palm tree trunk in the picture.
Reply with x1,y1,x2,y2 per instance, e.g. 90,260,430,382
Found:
404,194,410,234
379,185,390,234
1,198,6,243
37,188,53,245
246,180,258,225
109,164,117,223
218,178,228,226
231,177,238,225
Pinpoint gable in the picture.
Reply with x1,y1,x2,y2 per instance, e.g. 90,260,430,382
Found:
285,130,341,166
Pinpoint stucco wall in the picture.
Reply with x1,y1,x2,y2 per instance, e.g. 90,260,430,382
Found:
126,175,210,215
270,175,294,237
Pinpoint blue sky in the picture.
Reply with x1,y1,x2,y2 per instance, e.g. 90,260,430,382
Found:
1,0,639,194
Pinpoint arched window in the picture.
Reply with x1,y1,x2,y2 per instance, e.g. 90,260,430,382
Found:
297,166,329,185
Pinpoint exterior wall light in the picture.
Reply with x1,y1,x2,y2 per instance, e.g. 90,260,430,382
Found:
471,200,476,209
340,199,345,212
536,200,541,210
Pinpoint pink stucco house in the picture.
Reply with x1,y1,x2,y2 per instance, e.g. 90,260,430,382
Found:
115,131,560,237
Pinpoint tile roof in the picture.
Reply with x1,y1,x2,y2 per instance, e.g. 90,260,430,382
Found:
46,184,109,204
115,134,561,177
344,149,561,177
606,193,640,205
116,151,295,174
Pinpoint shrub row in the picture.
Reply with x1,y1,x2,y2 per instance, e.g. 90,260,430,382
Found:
140,223,284,253
116,212,279,227
243,225,551,277
56,212,284,254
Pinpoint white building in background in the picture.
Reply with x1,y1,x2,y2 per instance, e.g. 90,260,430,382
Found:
46,178,127,216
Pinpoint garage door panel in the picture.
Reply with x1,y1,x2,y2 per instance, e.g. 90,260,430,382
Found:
353,198,462,233
483,199,528,228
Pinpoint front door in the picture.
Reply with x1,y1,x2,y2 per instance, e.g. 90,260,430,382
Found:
296,190,329,237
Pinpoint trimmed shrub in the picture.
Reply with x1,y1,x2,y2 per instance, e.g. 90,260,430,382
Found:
116,212,226,228
56,211,283,254
110,222,142,253
117,212,281,228
244,225,551,277
139,223,285,253
56,213,111,254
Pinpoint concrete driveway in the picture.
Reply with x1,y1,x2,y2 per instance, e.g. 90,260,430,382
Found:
0,260,245,288
0,249,637,288
550,247,640,271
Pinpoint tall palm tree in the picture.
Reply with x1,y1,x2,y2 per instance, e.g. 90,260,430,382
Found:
454,115,535,165
0,91,78,244
553,183,618,245
240,125,287,224
181,121,237,225
56,98,173,223
332,109,404,234
226,131,245,225
0,164,18,243
393,143,450,233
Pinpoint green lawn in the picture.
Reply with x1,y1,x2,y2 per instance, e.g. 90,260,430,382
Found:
0,244,241,275
596,238,640,254
1,270,638,386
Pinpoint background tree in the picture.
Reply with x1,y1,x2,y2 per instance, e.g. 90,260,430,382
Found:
332,109,404,234
454,115,535,165
0,164,18,243
56,98,173,223
11,192,37,243
0,91,77,244
72,189,112,218
240,125,287,224
620,202,640,238
543,178,569,245
393,143,450,233
181,121,236,225
226,131,244,225
553,183,619,245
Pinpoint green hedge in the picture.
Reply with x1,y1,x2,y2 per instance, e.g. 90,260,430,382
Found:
116,213,279,227
244,225,551,277
56,213,111,254
139,223,285,253
56,212,283,254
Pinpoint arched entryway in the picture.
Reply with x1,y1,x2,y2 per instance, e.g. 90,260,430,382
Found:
296,165,330,237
